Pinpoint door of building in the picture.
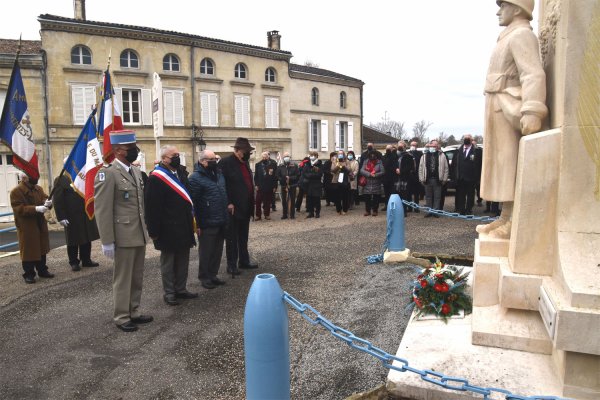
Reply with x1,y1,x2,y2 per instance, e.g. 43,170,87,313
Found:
0,154,21,222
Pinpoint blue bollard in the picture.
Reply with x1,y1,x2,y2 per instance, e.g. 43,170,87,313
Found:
244,273,290,400
386,194,406,251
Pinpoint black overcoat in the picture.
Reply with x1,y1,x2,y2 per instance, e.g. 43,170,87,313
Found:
220,154,255,219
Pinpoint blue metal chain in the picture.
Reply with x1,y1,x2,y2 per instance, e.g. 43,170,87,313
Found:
283,292,566,400
402,199,498,222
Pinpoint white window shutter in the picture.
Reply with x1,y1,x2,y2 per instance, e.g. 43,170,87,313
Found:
200,92,209,126
84,87,96,117
265,97,272,128
335,121,341,151
141,88,152,126
72,87,84,124
320,120,329,152
244,96,250,127
173,90,184,126
114,87,123,115
347,121,354,151
164,90,174,125
234,95,242,127
210,93,218,126
273,98,279,128
308,119,312,150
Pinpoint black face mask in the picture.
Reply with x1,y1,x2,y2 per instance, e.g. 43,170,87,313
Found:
206,161,217,171
169,155,181,168
385,149,391,154
125,147,139,163
367,146,374,151
464,139,471,145
28,178,38,186
242,152,251,161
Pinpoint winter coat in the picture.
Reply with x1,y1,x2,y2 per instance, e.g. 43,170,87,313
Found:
347,159,359,190
418,151,449,184
302,160,323,197
10,182,50,261
254,160,278,192
452,145,481,183
189,163,229,229
382,152,399,184
220,154,255,219
481,19,547,201
396,151,416,183
144,166,196,252
360,159,385,195
276,162,300,188
330,159,350,186
53,174,100,246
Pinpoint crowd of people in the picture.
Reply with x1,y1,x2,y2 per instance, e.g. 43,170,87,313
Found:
9,132,494,332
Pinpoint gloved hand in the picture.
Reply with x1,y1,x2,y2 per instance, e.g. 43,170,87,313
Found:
102,243,115,259
44,199,52,208
35,206,48,213
59,219,70,227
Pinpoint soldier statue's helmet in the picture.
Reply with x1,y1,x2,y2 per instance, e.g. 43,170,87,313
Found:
109,130,137,145
496,0,534,21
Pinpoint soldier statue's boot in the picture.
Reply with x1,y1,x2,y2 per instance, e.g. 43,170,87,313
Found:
476,216,507,234
488,220,512,239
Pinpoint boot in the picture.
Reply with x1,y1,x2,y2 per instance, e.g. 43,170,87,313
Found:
489,220,512,239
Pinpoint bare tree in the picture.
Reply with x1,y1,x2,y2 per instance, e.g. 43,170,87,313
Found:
412,120,433,144
373,120,407,140
473,134,484,145
446,135,460,146
304,60,319,68
436,131,450,147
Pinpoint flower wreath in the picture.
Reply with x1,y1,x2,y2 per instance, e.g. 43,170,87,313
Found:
408,258,472,323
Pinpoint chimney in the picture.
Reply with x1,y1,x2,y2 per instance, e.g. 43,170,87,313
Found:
267,30,281,50
74,0,86,20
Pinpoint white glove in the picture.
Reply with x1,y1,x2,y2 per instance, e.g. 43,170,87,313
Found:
102,243,115,259
44,199,52,208
35,206,48,213
59,219,70,227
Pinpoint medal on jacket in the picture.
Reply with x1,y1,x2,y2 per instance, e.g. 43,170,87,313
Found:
124,191,130,200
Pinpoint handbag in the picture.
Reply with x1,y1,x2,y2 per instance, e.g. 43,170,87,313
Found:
358,175,367,187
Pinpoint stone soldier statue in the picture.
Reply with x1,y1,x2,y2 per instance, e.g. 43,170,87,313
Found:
477,0,548,239
94,130,152,332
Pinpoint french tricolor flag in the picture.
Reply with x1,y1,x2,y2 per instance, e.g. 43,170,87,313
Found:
98,69,123,163
0,59,39,180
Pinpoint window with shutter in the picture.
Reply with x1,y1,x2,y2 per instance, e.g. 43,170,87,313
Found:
71,85,96,125
121,89,141,124
201,91,218,127
308,119,320,150
141,89,152,126
320,120,329,152
347,122,354,151
265,97,279,128
163,89,184,126
235,94,250,128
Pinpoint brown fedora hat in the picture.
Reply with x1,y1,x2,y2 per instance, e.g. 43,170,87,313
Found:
232,137,255,151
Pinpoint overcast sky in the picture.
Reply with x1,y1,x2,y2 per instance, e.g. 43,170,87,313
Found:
1,0,541,139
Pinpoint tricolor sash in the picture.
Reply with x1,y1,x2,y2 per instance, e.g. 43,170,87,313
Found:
150,165,193,206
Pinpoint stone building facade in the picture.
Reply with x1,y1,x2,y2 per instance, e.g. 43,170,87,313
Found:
0,4,363,199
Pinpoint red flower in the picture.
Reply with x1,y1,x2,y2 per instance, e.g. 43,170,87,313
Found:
420,280,428,288
433,283,443,292
435,273,443,279
414,297,423,308
441,304,451,315
441,283,450,293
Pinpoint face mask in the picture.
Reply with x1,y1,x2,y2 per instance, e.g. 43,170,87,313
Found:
410,146,416,151
29,178,38,185
464,139,472,145
309,156,316,162
347,155,354,160
169,155,181,168
206,160,217,170
367,146,373,151
338,155,344,160
429,147,436,153
126,147,139,163
386,149,391,154
283,157,290,163
242,152,251,161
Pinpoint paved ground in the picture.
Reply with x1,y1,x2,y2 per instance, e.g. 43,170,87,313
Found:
0,197,486,400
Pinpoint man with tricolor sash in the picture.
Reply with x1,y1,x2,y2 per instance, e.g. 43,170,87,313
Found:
94,130,152,332
145,145,197,306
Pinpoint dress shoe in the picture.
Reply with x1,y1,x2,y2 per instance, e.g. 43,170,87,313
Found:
175,291,199,299
82,260,99,267
70,263,81,271
24,276,36,284
38,271,55,278
306,213,314,218
372,212,378,217
364,212,371,216
239,262,258,269
131,315,153,324
164,294,180,306
315,214,320,218
414,209,420,213
424,213,433,218
227,269,242,276
265,215,271,220
255,216,262,221
281,215,288,220
116,321,138,332
202,281,217,289
290,215,296,220
211,278,226,286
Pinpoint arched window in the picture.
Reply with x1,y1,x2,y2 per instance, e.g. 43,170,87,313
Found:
163,54,180,72
340,91,347,108
265,67,276,83
234,63,247,79
120,49,139,68
71,45,92,65
200,58,214,75
311,88,319,106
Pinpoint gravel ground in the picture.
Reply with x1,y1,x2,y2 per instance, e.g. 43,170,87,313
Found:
0,197,484,400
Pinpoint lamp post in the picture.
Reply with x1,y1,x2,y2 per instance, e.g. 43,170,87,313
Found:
191,124,207,163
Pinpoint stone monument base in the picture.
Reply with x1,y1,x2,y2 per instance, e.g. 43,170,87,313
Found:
383,248,411,263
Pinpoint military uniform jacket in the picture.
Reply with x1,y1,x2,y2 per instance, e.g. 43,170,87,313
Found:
94,161,149,247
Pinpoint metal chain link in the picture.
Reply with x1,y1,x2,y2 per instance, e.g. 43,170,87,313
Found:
283,292,566,400
401,199,498,222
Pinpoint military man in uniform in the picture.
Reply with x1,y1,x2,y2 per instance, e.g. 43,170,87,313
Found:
94,130,152,332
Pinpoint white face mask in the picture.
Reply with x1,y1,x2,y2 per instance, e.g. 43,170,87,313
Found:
283,157,290,163
429,147,436,153
309,156,316,162
410,146,416,151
